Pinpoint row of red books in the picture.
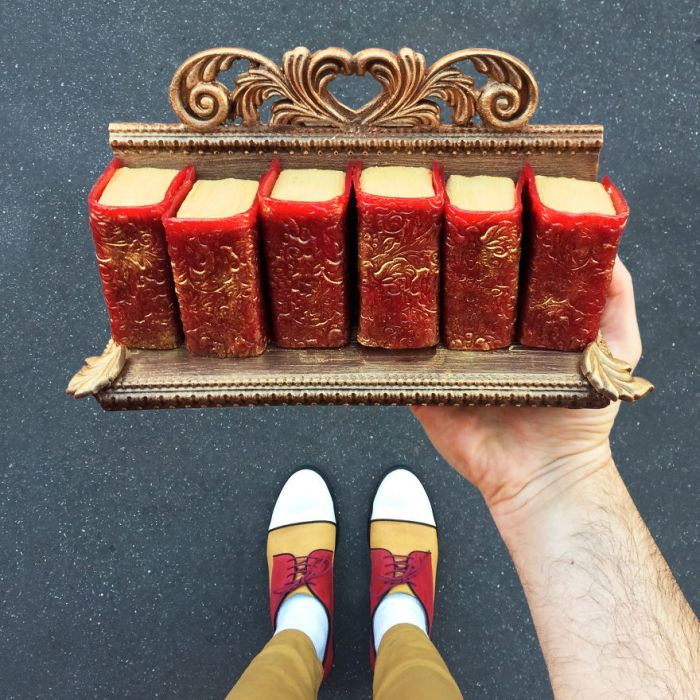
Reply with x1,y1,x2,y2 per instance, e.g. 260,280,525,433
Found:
88,159,629,356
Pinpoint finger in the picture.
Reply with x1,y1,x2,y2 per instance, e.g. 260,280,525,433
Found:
599,256,642,369
409,405,468,463
410,403,456,425
410,404,452,437
410,404,476,442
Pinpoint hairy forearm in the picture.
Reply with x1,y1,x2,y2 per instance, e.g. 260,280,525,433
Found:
491,455,699,699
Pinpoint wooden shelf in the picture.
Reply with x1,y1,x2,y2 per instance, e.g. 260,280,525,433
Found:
93,343,608,410
66,47,654,410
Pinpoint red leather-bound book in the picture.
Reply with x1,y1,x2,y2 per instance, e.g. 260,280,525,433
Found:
354,163,445,349
258,161,353,348
519,164,630,351
88,159,193,349
162,173,268,357
442,172,525,350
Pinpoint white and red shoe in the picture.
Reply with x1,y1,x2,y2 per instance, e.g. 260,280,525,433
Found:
369,468,438,670
267,468,336,680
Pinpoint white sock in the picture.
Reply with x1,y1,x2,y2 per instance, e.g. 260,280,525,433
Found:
274,593,328,661
373,592,427,651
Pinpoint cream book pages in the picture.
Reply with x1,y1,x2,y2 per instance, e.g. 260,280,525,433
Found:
176,178,259,218
360,166,434,198
535,175,615,215
271,169,345,202
446,175,515,211
99,167,180,206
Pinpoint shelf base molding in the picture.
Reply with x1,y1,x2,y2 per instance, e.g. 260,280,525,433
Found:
65,341,631,410
67,336,653,410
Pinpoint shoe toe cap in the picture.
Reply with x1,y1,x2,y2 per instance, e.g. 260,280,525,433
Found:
269,468,336,530
371,468,435,526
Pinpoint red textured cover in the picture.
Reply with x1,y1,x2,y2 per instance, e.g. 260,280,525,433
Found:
269,549,334,681
369,548,434,670
162,173,268,357
519,164,630,351
355,163,445,349
443,171,525,350
258,160,353,348
88,159,192,349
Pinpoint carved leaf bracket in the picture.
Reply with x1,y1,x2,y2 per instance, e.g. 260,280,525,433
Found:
66,338,127,399
581,333,654,402
169,46,539,133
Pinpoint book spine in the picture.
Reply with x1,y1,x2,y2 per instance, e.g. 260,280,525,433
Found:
258,161,352,348
355,163,445,349
518,165,629,351
163,176,268,358
442,172,524,350
87,159,191,349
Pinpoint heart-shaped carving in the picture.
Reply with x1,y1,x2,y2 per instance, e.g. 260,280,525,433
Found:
170,47,539,132
325,71,384,118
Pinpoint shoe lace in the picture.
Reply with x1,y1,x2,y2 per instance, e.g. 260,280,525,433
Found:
380,553,426,586
273,555,330,596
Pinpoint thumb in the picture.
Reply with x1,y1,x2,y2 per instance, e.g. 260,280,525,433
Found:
598,257,643,370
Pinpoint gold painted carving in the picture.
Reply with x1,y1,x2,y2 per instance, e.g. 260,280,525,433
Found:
169,47,538,132
581,333,654,402
66,338,127,398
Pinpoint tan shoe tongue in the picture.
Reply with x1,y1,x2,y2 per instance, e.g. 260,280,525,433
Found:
384,555,417,597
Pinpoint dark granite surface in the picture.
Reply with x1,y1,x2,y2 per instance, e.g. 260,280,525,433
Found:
1,0,698,697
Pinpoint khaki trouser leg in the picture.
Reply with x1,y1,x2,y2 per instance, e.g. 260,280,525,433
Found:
373,623,463,700
225,629,322,700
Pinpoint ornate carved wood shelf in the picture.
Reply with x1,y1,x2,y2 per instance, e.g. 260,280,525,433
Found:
68,46,653,409
92,344,607,410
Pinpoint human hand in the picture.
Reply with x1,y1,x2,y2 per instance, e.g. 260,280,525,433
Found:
411,258,643,516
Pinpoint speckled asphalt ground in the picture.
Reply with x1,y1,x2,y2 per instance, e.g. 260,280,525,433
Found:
1,1,698,697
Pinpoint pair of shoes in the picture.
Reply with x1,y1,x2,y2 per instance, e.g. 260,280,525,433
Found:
267,468,437,681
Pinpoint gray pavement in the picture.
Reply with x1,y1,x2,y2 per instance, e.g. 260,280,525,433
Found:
1,1,698,697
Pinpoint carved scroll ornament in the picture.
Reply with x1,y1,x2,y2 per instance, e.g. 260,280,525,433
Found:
169,47,539,132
